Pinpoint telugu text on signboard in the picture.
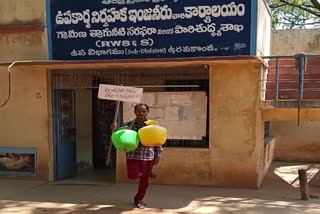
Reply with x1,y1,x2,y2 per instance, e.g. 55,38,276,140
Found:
49,0,251,60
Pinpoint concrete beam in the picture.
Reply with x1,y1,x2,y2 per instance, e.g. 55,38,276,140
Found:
262,108,320,121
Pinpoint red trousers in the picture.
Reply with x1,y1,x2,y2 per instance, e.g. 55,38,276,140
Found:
126,159,154,201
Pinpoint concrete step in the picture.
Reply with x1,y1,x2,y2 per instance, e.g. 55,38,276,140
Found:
310,167,320,187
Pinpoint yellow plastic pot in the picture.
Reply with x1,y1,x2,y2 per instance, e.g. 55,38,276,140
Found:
138,120,167,146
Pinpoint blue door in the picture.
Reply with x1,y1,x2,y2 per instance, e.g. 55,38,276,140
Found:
53,89,77,180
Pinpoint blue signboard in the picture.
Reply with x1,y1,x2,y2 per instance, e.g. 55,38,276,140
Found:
48,0,252,60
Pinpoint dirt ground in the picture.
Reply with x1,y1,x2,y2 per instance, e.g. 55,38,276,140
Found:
0,162,320,214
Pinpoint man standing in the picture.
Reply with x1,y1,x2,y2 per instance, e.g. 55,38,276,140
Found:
111,103,163,209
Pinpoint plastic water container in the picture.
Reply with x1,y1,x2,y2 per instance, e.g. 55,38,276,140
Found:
138,120,167,146
111,126,139,152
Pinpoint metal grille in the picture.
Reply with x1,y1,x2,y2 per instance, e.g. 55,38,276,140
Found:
261,54,320,107
52,66,209,90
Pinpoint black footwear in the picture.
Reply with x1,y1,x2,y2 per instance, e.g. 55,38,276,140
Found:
134,200,146,209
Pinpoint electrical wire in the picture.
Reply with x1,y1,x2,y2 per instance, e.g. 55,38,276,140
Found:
0,62,15,108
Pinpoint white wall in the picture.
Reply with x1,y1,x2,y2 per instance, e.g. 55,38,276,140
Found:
123,92,207,140
256,0,271,56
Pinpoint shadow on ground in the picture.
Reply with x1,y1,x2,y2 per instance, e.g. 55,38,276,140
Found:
0,162,319,213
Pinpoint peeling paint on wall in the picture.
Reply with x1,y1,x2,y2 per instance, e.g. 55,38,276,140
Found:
272,29,320,55
0,32,47,62
307,33,320,52
0,0,45,25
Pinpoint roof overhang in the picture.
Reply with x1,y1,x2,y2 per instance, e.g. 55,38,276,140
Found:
2,56,266,71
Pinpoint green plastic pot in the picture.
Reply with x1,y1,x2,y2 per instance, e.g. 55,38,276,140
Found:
111,126,139,152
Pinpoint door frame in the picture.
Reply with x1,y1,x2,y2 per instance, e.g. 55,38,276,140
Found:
52,89,77,181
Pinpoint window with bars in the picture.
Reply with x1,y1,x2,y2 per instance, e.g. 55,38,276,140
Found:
52,66,209,148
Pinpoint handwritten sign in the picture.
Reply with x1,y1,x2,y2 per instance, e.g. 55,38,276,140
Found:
49,0,251,60
98,84,143,103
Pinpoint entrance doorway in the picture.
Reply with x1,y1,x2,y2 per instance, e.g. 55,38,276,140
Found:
52,70,117,184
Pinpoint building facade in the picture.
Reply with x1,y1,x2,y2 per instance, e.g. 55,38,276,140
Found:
0,0,276,188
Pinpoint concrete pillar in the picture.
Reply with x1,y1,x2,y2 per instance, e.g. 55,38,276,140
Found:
209,59,264,188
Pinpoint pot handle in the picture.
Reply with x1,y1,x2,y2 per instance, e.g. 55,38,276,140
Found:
117,126,129,131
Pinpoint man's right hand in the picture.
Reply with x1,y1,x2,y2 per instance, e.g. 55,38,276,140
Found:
110,122,118,132
153,157,160,165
